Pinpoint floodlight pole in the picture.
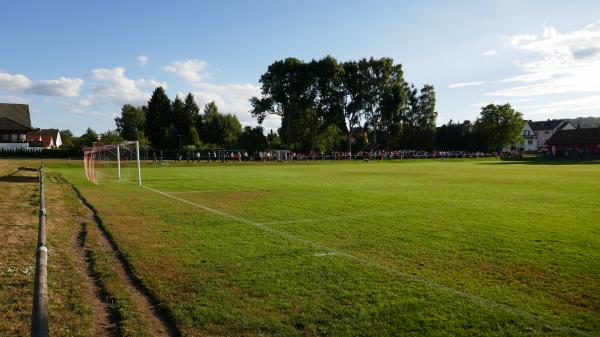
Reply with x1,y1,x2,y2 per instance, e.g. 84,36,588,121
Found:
135,141,142,186
116,145,121,179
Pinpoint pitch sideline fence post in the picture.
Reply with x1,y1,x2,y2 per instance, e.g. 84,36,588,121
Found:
136,141,142,186
31,162,48,337
116,145,121,180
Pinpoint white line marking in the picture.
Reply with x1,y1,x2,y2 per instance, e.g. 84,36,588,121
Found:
139,184,594,336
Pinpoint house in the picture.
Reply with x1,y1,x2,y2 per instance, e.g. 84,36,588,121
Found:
0,103,33,150
547,128,600,156
27,129,62,148
529,119,575,149
504,121,537,152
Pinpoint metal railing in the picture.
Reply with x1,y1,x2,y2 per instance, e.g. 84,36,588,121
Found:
31,162,48,337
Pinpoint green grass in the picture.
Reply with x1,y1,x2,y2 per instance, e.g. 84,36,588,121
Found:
51,159,600,336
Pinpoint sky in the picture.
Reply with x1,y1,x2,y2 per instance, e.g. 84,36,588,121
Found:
1,0,600,135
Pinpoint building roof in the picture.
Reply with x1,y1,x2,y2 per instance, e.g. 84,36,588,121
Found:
547,128,600,145
0,103,32,130
28,129,60,148
529,119,566,131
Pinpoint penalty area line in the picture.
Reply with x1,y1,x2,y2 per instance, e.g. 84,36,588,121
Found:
139,184,592,337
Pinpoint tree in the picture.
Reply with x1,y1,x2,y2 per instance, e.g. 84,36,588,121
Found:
79,128,99,147
401,83,420,148
115,104,145,140
239,126,268,153
250,57,312,150
184,93,200,137
340,60,365,154
293,56,344,152
201,101,222,145
184,126,201,147
475,104,525,152
266,129,282,149
59,130,75,148
200,101,242,147
100,130,124,144
414,84,437,149
145,87,172,148
221,114,242,147
172,95,187,137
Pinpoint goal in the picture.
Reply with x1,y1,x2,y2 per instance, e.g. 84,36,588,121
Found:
83,141,142,186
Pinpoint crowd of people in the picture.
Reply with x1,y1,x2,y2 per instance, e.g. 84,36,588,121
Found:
151,149,498,163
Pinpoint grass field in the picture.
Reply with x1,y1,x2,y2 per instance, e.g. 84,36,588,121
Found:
11,158,600,336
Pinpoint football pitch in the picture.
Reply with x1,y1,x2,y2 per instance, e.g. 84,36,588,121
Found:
50,159,600,336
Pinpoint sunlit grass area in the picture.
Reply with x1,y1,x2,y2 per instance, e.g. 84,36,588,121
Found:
51,159,600,336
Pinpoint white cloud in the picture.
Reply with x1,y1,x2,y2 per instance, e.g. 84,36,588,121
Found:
137,55,149,66
0,94,31,104
163,59,207,82
192,82,261,124
0,71,32,91
518,95,600,115
0,70,83,97
506,34,537,46
449,81,485,89
487,20,600,115
88,67,152,105
482,50,498,56
162,58,266,127
135,78,168,89
29,77,83,97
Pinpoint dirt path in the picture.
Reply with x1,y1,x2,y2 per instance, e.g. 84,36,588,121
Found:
71,185,178,337
71,218,118,337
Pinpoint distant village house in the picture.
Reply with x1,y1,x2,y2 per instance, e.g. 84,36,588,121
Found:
509,119,575,152
547,128,600,156
0,103,62,151
0,103,33,150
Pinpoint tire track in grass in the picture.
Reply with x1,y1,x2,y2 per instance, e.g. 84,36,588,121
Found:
141,184,595,337
67,181,181,337
72,215,119,336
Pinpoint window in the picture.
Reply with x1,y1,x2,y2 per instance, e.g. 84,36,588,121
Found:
1,134,8,141
18,134,26,142
10,134,17,142
528,140,533,145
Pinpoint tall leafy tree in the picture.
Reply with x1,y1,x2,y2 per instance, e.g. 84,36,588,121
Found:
414,84,437,149
302,56,343,151
145,87,172,148
202,101,222,145
59,130,75,148
401,83,420,148
79,128,99,147
250,57,312,150
340,60,365,154
172,95,187,136
115,104,145,141
380,79,406,148
239,126,268,153
100,130,124,144
201,101,242,147
475,103,525,152
184,93,201,136
184,126,201,147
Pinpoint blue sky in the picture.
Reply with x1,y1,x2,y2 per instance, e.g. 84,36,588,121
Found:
1,0,600,135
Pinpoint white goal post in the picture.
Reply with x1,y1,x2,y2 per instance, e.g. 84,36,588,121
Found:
83,141,142,186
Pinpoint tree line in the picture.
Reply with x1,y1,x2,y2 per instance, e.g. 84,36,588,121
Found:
251,56,437,153
56,56,525,154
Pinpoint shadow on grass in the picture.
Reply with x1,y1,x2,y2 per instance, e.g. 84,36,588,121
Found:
0,167,40,183
481,158,600,165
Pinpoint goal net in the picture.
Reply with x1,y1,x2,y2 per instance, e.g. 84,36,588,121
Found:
83,141,142,186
